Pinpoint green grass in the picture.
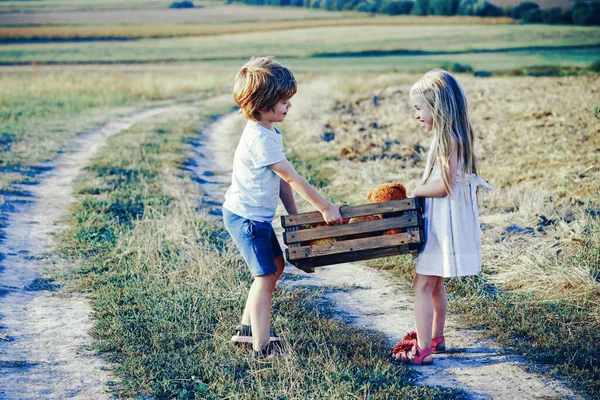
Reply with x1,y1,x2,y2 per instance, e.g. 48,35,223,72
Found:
1,24,598,67
58,99,464,399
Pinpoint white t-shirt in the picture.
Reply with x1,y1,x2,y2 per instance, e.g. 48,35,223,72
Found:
223,121,286,222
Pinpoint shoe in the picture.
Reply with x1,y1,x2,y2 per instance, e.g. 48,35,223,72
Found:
399,331,446,354
231,324,283,344
431,336,446,353
252,341,284,360
392,340,433,365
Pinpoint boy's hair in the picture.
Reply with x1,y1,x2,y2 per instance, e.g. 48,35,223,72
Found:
410,69,478,195
233,56,297,121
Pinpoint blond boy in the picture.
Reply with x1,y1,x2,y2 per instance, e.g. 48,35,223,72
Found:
222,56,342,359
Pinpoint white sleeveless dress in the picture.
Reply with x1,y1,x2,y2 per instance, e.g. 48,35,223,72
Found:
416,157,492,278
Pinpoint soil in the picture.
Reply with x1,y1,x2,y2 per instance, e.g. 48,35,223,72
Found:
197,111,583,400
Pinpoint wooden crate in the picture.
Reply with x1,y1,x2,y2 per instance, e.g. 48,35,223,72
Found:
281,198,424,273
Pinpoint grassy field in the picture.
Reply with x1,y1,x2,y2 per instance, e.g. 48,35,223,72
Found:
277,72,600,397
0,4,340,25
1,2,599,397
56,96,463,399
0,65,230,193
0,16,515,43
0,0,222,12
1,24,599,69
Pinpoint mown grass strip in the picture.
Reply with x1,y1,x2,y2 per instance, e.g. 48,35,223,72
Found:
3,24,599,66
0,16,514,43
59,100,464,398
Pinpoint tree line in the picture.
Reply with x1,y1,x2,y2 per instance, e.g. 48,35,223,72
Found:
228,0,600,25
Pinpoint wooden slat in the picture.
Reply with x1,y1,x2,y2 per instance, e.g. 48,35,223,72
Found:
290,244,421,270
283,214,422,245
280,198,421,228
286,230,422,261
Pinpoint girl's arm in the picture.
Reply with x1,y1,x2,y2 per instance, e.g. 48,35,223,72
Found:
279,179,298,215
413,146,458,198
269,159,343,224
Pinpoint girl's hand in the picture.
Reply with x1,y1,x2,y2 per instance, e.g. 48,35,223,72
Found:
412,184,424,197
320,202,343,225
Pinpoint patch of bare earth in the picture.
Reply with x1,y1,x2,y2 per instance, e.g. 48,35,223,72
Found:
196,110,582,400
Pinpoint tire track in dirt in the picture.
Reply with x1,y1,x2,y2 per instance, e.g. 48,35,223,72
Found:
196,111,582,400
0,103,191,399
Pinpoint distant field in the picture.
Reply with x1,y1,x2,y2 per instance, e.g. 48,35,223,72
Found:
0,0,222,12
0,5,342,25
0,0,577,13
1,24,598,69
490,0,575,9
0,16,515,43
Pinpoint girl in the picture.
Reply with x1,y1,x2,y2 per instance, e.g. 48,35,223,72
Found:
392,69,492,365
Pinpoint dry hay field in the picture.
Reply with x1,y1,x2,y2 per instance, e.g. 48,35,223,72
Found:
0,16,514,43
285,72,599,295
280,72,599,392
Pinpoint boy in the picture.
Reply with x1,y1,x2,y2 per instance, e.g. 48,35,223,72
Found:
222,56,343,359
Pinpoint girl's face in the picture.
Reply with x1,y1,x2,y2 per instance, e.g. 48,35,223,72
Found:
411,93,434,133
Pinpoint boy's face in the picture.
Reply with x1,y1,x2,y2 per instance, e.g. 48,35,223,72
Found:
260,98,292,124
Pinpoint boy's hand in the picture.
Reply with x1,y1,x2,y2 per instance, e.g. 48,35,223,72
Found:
320,202,343,225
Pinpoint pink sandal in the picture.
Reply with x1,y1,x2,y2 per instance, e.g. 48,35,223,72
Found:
401,331,446,353
392,340,433,365
431,336,446,353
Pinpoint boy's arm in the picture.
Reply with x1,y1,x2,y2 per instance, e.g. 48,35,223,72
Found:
270,159,343,224
413,145,458,197
279,180,298,215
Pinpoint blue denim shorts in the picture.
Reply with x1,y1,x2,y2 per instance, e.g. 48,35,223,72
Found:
222,208,283,277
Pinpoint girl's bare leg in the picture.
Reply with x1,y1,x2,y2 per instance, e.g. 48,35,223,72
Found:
413,273,437,356
431,276,447,339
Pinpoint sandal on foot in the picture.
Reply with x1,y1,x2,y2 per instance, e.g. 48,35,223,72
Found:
431,336,446,353
231,324,283,345
393,342,433,365
400,331,446,354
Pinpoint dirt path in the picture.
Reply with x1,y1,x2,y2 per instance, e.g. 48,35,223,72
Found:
197,112,582,400
0,104,188,399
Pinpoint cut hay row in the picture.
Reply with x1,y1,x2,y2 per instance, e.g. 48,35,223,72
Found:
0,16,515,42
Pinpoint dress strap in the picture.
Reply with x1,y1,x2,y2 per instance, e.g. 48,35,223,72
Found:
469,175,493,217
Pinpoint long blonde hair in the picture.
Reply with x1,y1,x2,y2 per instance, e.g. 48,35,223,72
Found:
410,69,478,195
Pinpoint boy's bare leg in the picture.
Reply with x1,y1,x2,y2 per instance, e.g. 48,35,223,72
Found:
431,276,447,339
240,255,285,327
248,274,277,350
413,273,437,353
